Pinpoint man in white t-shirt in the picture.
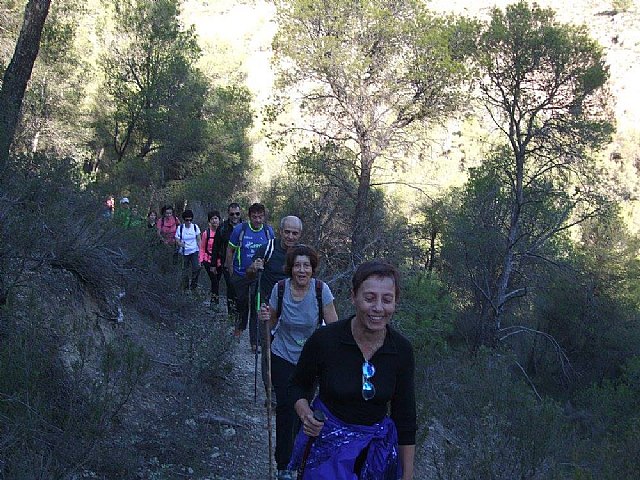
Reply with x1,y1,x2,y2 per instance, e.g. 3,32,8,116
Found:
175,209,202,291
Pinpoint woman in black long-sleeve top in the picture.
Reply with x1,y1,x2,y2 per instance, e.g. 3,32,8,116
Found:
288,260,416,480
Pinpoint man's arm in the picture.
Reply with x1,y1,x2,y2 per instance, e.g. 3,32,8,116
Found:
225,245,235,272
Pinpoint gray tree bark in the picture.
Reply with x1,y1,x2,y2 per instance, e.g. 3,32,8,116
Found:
0,0,51,171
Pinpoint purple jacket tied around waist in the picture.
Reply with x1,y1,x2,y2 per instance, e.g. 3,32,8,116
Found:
288,398,401,479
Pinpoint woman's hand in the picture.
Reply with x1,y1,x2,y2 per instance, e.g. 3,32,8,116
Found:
398,445,415,480
258,304,270,323
299,409,324,437
295,399,324,437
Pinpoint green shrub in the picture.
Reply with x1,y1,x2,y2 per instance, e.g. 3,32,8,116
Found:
570,357,640,478
393,271,455,365
1,152,188,326
0,153,181,477
0,298,148,479
421,351,566,479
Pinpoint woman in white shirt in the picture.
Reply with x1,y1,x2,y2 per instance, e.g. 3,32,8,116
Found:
174,209,202,291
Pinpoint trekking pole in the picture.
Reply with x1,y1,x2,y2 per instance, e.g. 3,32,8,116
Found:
254,271,262,404
297,410,326,480
265,300,274,480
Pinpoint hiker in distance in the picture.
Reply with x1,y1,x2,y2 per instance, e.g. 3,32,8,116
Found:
199,210,223,306
226,202,275,352
288,260,416,480
114,197,132,228
175,209,202,292
157,204,181,244
247,215,304,400
146,210,158,229
258,244,338,480
212,202,242,316
157,204,181,271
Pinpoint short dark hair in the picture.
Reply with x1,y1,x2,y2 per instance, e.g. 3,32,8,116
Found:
161,205,173,215
352,260,401,300
182,209,194,220
284,245,319,277
208,210,221,222
228,202,240,211
248,203,266,216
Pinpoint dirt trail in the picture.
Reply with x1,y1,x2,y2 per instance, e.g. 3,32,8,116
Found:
208,326,275,479
104,301,276,480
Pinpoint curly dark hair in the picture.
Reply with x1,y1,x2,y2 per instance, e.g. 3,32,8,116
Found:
284,244,319,277
248,203,265,216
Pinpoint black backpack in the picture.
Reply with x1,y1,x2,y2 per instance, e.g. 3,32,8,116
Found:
178,223,199,240
177,223,199,253
276,279,325,325
204,227,214,256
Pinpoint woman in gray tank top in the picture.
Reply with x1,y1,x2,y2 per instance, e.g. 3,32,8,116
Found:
258,244,338,479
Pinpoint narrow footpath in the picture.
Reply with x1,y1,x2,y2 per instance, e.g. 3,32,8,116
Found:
106,300,276,480
208,324,276,479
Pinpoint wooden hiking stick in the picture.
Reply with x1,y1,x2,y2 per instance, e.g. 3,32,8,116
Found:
254,271,262,404
265,300,274,480
297,409,326,480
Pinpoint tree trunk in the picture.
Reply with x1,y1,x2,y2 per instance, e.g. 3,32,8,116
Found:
427,228,437,272
351,150,373,263
0,0,51,171
492,149,525,339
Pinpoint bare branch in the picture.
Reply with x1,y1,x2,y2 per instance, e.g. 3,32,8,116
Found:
514,360,543,402
499,325,574,379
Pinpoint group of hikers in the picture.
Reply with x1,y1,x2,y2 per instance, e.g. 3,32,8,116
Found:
106,197,417,480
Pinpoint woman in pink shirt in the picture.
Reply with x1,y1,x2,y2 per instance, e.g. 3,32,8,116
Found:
199,211,223,306
156,205,180,245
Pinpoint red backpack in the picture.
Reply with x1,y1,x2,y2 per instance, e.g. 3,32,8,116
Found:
158,215,180,243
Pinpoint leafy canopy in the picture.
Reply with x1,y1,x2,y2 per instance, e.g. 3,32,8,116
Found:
475,0,613,159
272,0,474,260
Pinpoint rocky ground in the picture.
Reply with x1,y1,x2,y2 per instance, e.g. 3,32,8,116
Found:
100,301,276,480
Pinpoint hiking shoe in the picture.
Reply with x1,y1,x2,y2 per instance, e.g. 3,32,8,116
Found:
276,470,295,480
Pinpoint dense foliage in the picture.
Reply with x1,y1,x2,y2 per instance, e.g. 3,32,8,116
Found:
270,0,474,261
1,0,639,477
